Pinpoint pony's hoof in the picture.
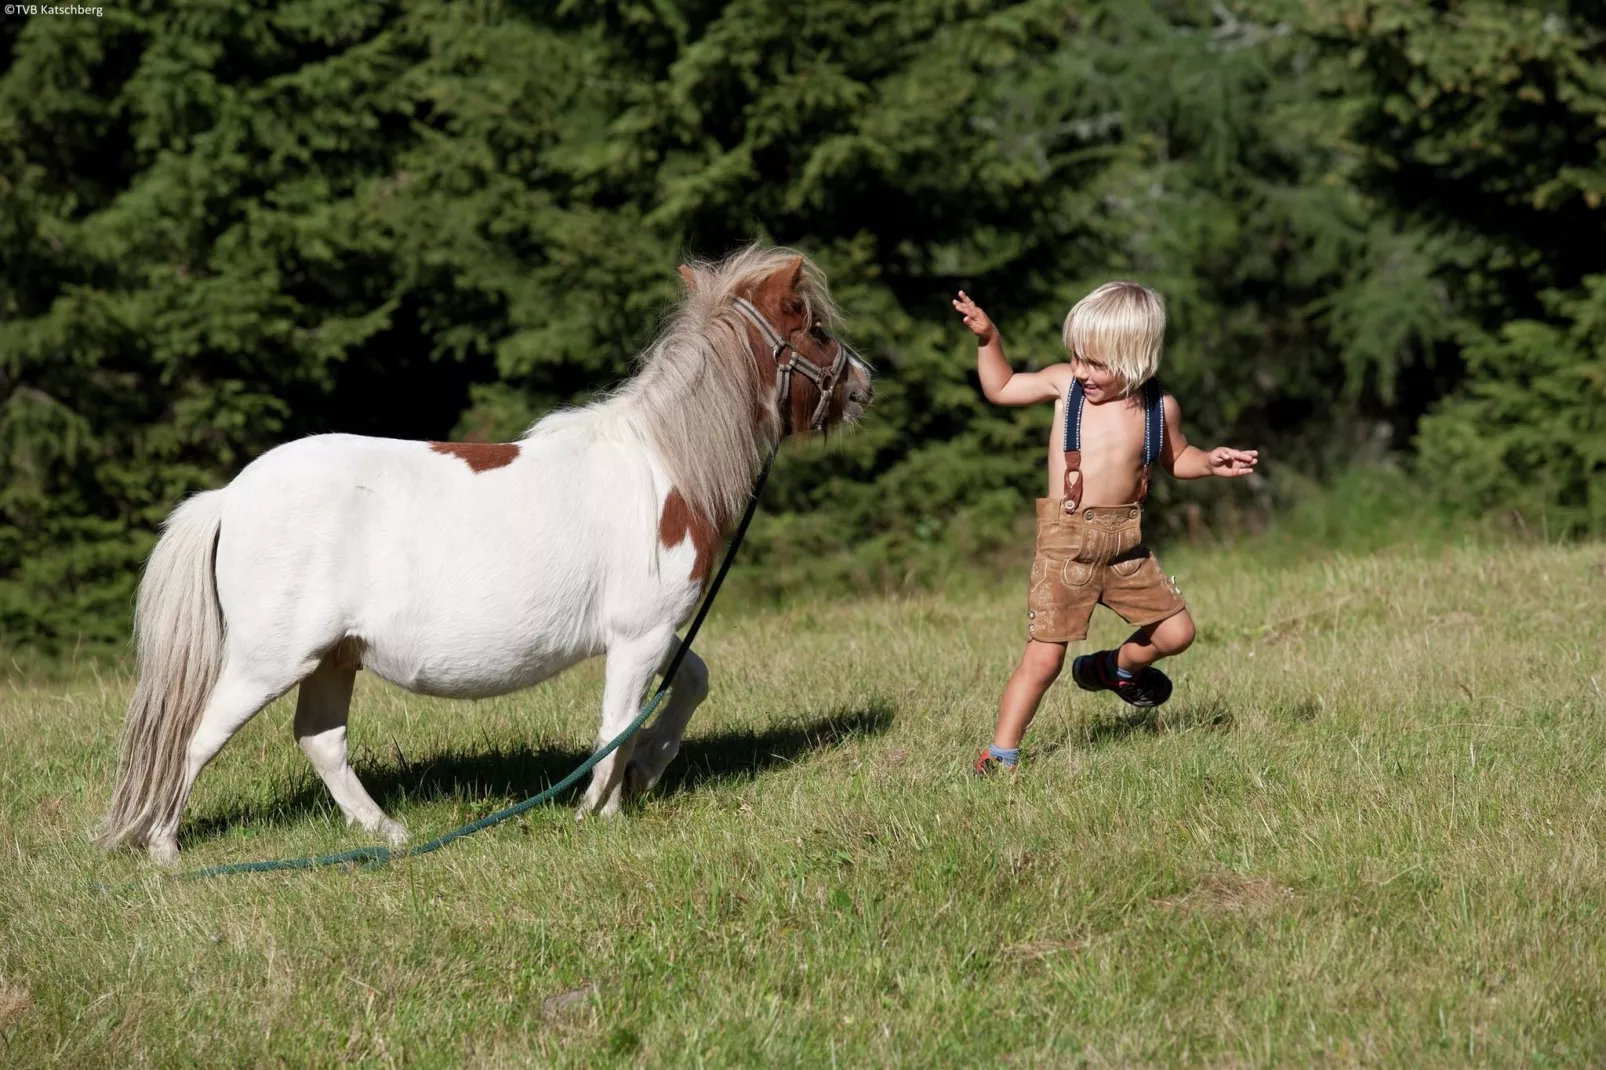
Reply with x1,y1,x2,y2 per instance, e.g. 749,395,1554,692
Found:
378,819,410,847
574,796,620,821
147,838,180,866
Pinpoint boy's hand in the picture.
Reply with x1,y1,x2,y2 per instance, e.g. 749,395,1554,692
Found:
1207,447,1259,477
952,291,996,343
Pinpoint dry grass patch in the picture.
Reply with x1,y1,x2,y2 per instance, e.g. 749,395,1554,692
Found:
541,982,598,1022
999,937,1092,961
0,976,32,1028
1157,872,1297,918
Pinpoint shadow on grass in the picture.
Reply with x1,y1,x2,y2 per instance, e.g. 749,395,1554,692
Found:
184,700,895,845
1032,694,1237,756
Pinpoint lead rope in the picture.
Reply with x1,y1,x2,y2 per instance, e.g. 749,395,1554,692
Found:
96,449,779,888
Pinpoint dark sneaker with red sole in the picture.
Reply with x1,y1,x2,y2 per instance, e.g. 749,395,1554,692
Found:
1072,650,1173,709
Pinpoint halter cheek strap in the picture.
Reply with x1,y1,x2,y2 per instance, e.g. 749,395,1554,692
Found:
732,296,852,433
1061,378,1165,513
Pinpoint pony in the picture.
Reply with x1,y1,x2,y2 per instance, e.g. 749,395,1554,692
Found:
99,244,874,864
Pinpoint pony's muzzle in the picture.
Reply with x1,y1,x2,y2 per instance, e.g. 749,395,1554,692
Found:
845,350,875,407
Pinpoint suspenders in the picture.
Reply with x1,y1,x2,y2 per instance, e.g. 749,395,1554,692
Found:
1061,378,1165,512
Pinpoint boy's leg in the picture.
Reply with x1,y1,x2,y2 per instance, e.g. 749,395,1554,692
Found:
986,501,1095,771
1116,609,1195,672
1072,611,1191,706
1071,610,1193,708
1073,544,1189,708
993,639,1068,751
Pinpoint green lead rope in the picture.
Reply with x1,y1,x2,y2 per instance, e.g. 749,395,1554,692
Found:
102,451,776,887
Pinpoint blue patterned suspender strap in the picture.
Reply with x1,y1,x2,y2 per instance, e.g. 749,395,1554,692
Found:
1060,378,1165,512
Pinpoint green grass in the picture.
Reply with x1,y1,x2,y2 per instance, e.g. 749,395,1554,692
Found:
3,538,1605,1066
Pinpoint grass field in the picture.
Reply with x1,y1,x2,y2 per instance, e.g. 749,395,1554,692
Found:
2,537,1604,1066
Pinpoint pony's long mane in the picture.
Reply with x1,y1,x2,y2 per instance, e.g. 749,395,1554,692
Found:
543,243,840,530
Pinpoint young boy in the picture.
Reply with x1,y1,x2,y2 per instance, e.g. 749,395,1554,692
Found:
953,283,1258,774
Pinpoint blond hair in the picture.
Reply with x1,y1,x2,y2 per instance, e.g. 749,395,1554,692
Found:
1061,281,1165,396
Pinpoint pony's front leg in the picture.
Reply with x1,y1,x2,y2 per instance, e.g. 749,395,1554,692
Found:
578,630,674,818
624,649,709,798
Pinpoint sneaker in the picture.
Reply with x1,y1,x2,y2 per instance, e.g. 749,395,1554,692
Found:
1072,650,1173,709
972,748,1018,777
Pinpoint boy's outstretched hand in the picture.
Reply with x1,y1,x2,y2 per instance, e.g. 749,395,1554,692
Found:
1207,447,1259,477
953,291,996,343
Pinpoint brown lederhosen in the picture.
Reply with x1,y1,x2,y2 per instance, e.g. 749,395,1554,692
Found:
1026,499,1186,643
1027,377,1185,642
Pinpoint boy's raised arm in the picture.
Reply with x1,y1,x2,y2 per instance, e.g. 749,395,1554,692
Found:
953,291,1069,406
1159,395,1259,480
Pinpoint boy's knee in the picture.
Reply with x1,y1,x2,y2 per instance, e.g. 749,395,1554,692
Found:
1159,613,1195,654
1021,642,1066,682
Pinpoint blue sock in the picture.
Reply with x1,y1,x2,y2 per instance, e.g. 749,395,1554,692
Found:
1110,651,1135,681
987,744,1020,767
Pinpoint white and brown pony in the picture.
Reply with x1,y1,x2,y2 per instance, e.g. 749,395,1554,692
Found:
99,244,873,863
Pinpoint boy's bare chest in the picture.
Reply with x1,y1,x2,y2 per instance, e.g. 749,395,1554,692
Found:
1045,396,1148,502
1053,396,1146,466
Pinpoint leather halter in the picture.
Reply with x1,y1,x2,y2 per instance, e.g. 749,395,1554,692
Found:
733,296,857,433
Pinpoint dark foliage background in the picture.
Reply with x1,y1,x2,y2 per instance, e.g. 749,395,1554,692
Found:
2,1,1602,651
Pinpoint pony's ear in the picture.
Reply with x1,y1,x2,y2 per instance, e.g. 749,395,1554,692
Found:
781,255,805,292
678,264,697,291
754,255,807,310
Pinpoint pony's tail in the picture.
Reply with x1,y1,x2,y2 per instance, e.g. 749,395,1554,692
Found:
97,490,227,849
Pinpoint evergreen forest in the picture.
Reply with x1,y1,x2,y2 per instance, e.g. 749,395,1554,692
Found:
3,1,1603,651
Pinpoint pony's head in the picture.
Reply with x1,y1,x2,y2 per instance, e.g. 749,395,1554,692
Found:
629,244,874,530
677,246,874,437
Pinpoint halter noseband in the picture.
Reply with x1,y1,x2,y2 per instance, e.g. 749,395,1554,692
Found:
733,296,856,433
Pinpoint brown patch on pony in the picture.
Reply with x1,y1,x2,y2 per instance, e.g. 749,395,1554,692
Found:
429,441,519,472
659,489,720,583
331,636,365,673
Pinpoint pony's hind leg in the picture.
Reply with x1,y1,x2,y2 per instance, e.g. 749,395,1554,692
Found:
294,658,408,846
143,663,290,864
624,648,709,798
579,630,674,818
